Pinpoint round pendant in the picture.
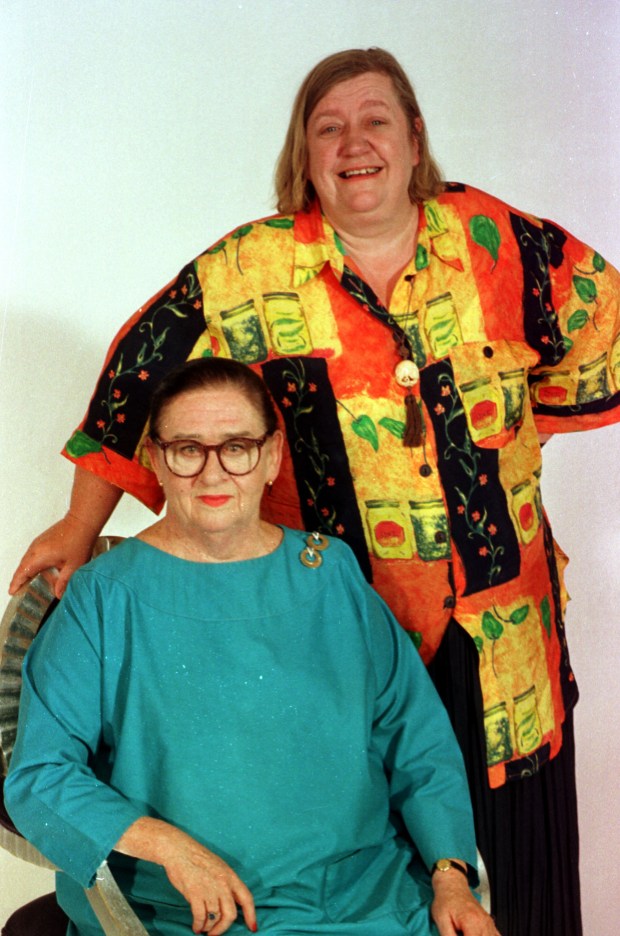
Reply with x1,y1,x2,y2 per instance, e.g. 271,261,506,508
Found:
394,359,420,388
300,547,323,569
307,532,329,552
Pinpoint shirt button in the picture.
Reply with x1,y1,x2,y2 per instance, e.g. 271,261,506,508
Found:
443,595,456,609
435,531,447,544
419,464,433,477
483,345,494,358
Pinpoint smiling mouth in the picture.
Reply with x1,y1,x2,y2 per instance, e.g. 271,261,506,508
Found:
339,167,382,179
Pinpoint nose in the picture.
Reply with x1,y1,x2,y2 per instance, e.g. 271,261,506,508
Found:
199,449,228,482
340,122,369,154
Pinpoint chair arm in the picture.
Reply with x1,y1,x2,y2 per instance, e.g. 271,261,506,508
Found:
86,861,149,936
475,847,490,912
0,820,57,870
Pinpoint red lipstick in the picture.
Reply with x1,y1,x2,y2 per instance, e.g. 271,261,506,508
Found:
197,495,232,507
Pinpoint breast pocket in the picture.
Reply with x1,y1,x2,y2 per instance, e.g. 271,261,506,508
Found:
449,339,538,449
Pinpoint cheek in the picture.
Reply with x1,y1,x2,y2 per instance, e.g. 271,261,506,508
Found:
306,148,318,184
306,144,331,186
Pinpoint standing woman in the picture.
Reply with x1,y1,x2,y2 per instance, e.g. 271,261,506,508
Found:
10,49,620,936
6,358,496,936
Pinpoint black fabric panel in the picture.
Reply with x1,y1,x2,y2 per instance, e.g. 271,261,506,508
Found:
261,357,372,581
81,262,207,458
428,620,582,936
509,213,568,366
421,359,521,595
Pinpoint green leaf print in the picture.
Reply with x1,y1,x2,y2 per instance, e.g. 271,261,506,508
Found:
573,275,598,303
206,240,227,255
474,636,484,653
509,605,529,625
351,414,379,451
232,224,254,274
415,243,429,270
333,231,346,256
567,309,589,333
469,215,501,267
232,224,253,240
482,611,504,641
263,218,294,229
540,596,552,638
408,631,423,651
482,610,503,677
65,431,103,458
562,336,574,353
378,416,406,440
592,252,606,272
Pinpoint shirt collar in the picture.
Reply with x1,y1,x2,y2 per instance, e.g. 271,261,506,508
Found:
291,194,465,288
292,200,344,288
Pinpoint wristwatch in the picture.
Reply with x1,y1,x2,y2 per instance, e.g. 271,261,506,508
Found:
431,858,468,879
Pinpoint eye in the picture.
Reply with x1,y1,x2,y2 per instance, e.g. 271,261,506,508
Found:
222,439,252,456
318,124,340,136
176,441,203,458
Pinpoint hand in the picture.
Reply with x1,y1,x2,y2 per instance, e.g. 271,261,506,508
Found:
9,467,122,599
115,819,256,935
9,514,100,599
431,870,500,936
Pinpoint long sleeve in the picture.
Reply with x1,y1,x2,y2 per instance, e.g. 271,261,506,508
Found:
345,549,479,878
4,575,143,888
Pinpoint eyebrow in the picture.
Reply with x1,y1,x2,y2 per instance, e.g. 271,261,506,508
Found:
167,430,257,441
310,99,392,121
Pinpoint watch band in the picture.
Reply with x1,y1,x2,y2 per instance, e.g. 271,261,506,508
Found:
431,858,468,879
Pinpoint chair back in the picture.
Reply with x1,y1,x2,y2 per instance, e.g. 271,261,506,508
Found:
0,539,148,935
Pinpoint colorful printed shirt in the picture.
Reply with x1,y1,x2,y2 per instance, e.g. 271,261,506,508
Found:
64,183,620,787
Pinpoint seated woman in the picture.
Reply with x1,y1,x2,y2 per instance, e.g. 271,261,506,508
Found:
5,358,498,936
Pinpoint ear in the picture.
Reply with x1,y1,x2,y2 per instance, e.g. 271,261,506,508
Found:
265,429,284,482
144,437,165,486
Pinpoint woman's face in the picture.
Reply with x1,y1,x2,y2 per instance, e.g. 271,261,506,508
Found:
305,72,420,231
147,385,282,551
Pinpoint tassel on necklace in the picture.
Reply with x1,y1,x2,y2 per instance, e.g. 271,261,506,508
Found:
403,392,423,448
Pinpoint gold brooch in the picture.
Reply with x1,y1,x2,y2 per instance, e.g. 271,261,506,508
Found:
299,531,329,568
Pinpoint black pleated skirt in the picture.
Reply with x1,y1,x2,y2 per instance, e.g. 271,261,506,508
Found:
427,619,582,936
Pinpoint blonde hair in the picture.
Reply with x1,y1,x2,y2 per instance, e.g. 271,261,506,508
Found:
275,48,444,213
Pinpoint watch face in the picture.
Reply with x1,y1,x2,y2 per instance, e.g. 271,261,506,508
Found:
436,859,452,872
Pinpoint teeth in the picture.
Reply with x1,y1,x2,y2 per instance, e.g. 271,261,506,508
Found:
341,168,380,178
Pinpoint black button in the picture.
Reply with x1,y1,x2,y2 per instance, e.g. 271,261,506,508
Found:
419,464,432,477
483,345,494,358
435,531,447,544
443,595,456,609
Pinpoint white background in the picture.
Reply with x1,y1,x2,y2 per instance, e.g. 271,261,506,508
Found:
1,0,619,930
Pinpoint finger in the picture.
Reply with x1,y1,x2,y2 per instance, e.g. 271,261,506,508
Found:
9,562,37,595
8,573,27,596
233,881,257,933
205,908,220,932
189,897,210,934
54,563,75,599
209,892,239,935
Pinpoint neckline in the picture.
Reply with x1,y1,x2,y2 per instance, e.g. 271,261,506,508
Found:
130,525,286,567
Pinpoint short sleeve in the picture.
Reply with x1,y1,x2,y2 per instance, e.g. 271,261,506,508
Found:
529,223,620,433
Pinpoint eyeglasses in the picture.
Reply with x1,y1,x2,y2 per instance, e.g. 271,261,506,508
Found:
153,435,269,478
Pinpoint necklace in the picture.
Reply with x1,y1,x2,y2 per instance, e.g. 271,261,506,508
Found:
341,265,423,447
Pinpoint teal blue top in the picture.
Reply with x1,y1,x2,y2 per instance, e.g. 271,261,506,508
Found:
6,528,477,935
